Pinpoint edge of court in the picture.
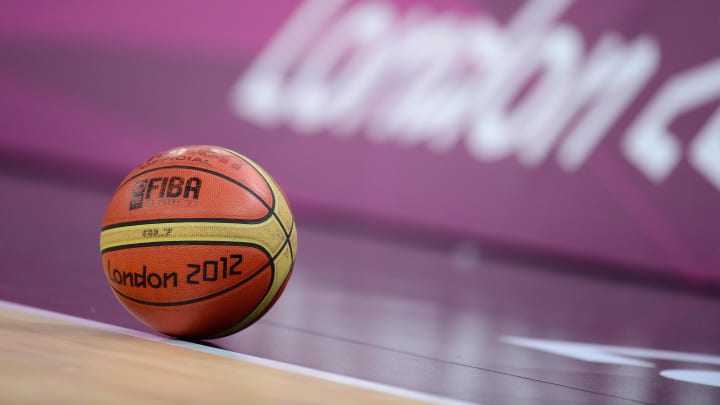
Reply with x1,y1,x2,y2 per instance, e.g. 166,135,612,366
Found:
0,299,479,405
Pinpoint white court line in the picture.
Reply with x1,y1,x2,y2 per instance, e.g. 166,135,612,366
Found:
0,300,478,405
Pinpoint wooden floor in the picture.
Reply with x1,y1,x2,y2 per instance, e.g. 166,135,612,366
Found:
0,304,465,405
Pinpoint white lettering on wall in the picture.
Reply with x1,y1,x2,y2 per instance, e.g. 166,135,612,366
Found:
230,0,720,191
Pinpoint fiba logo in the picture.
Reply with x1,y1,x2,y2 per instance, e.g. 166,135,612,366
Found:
129,176,202,210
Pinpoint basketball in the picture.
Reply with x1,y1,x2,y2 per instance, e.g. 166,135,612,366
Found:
99,145,297,339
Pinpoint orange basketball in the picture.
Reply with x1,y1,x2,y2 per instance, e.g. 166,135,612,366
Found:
100,145,297,339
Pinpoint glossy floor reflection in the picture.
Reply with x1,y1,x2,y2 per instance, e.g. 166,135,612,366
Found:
2,172,719,404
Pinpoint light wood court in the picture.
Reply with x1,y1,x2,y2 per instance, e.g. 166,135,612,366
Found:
0,303,467,405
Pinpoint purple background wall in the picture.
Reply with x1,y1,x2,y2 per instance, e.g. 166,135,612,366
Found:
1,0,719,285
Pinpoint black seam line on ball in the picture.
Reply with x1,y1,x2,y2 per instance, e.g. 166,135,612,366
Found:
285,220,296,262
271,212,290,239
224,149,277,211
205,247,278,339
101,217,270,231
267,213,294,262
118,164,276,211
105,234,291,307
101,240,264,254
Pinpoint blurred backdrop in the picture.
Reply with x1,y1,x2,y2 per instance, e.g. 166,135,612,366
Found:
1,0,719,287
